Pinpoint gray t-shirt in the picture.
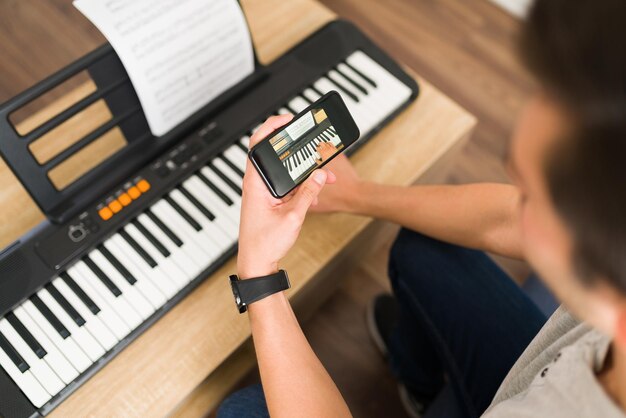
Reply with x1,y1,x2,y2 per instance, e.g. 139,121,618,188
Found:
484,305,625,417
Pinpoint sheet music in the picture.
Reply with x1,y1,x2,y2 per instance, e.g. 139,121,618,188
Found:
74,0,255,136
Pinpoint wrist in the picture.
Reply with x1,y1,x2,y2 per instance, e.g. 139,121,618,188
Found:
345,180,373,215
237,260,279,279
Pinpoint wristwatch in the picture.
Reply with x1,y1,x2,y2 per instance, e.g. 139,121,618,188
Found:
229,270,291,313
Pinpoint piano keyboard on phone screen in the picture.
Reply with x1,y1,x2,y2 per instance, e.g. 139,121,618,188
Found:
0,21,418,415
281,126,339,179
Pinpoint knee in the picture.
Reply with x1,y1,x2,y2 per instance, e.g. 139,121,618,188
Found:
389,229,454,272
217,384,269,418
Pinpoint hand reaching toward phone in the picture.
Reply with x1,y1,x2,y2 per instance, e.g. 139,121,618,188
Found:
309,153,363,213
315,141,338,164
238,114,337,279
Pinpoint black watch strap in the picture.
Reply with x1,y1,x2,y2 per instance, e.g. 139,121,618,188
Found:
230,270,290,313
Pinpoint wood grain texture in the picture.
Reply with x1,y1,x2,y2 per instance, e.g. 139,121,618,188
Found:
0,0,476,416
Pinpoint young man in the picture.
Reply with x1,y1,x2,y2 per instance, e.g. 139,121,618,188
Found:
218,0,626,416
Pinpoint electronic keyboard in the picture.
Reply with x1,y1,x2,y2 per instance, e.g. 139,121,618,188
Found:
0,19,418,417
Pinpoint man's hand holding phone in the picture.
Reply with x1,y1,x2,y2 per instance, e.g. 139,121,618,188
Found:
238,114,336,279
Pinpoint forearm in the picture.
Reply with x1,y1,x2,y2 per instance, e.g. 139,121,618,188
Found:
348,182,523,259
238,264,351,418
246,293,351,418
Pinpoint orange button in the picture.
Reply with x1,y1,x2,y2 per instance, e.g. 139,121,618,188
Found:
127,186,141,200
118,193,132,206
98,207,113,221
136,179,151,193
109,200,123,213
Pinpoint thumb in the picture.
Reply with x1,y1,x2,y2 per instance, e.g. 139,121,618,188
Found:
290,170,327,217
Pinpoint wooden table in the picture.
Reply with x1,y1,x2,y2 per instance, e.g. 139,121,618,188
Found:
0,0,476,416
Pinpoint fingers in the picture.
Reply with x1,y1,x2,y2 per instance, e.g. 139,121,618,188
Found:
326,169,337,184
289,169,328,218
248,114,293,149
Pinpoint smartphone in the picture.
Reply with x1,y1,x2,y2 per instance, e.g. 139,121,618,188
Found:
249,91,360,198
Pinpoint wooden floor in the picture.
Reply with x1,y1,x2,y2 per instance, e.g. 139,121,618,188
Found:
0,1,532,417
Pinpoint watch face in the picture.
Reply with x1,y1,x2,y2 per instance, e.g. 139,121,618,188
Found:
230,275,246,313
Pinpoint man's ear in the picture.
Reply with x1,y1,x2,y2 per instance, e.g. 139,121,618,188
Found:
614,306,626,348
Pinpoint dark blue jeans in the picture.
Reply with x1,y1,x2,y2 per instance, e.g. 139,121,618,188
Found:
217,229,547,418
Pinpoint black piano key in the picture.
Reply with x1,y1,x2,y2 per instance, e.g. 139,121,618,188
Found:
286,156,291,172
329,126,337,135
209,164,242,196
236,140,248,153
311,85,326,98
119,229,158,268
132,218,171,257
197,171,234,206
97,245,137,285
219,155,244,178
60,272,100,315
146,209,184,247
0,331,29,373
165,195,203,232
284,104,297,114
335,65,369,95
30,295,70,340
344,60,377,88
327,73,359,102
45,284,86,327
295,151,301,165
4,313,47,359
83,256,123,298
178,186,216,221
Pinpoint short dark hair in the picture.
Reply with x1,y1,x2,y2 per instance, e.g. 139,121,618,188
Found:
519,0,626,293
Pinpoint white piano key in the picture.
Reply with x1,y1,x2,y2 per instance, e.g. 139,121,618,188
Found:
89,249,155,320
124,223,188,291
185,176,240,235
288,96,309,113
224,145,248,170
67,265,132,343
212,159,243,189
102,238,168,309
75,259,143,331
52,278,118,352
156,199,221,260
328,69,376,112
151,201,212,268
0,317,64,396
314,76,373,134
277,107,291,115
170,189,233,253
337,61,396,111
0,344,50,407
22,300,91,374
346,50,412,109
13,306,78,385
37,288,105,363
112,231,178,300
137,213,201,279
200,167,242,209
303,88,321,102
240,135,250,149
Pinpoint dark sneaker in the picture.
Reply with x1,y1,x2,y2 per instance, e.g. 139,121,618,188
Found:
366,293,399,358
398,383,428,418
366,293,428,418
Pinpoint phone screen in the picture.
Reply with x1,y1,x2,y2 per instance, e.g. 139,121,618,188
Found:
268,107,346,184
